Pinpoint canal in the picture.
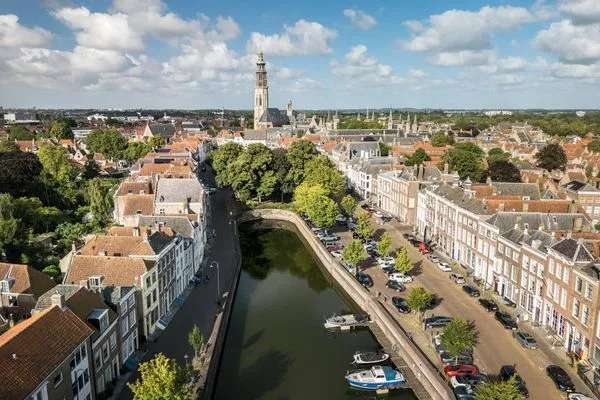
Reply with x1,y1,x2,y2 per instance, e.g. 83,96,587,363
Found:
214,226,417,400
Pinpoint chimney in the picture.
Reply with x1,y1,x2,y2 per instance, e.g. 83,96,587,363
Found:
444,163,449,174
51,291,65,309
498,202,505,211
133,227,140,237
574,216,583,232
523,200,529,212
569,200,577,214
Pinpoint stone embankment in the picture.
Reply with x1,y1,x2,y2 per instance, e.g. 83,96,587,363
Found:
241,209,454,400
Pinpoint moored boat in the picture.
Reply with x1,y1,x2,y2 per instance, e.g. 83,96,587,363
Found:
323,313,369,329
345,365,406,390
568,394,594,400
352,351,390,365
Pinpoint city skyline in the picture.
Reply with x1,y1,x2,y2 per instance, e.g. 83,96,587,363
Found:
1,0,599,109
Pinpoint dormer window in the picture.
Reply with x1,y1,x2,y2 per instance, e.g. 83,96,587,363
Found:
89,276,103,287
0,278,13,293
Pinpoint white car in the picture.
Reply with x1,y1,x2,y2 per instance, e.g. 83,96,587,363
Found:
437,262,452,272
331,250,342,258
389,273,413,283
374,211,384,218
376,257,394,266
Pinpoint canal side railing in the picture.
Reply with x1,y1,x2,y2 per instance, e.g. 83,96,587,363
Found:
241,209,455,400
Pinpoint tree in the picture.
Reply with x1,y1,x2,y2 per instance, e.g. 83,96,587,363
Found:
340,195,357,217
405,148,431,166
0,141,20,153
85,179,116,226
7,126,34,140
228,143,274,203
487,147,510,163
123,142,152,162
355,210,373,240
306,194,338,228
294,182,328,215
440,318,478,364
37,144,76,183
272,148,293,201
342,240,368,268
379,142,391,156
256,171,277,203
188,325,204,357
430,132,449,147
377,233,392,257
475,376,524,400
442,144,485,181
487,160,521,183
588,139,600,153
535,143,567,171
286,140,318,186
86,129,128,160
148,135,166,149
406,287,433,316
394,247,413,274
0,194,18,258
42,264,62,282
0,152,42,197
210,142,243,187
82,160,100,179
128,353,191,400
303,156,346,200
49,120,73,140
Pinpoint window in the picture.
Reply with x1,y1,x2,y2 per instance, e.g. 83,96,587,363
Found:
561,288,567,308
563,268,569,284
573,299,581,318
128,296,135,309
102,342,109,360
95,352,102,369
129,309,136,328
583,305,590,326
110,332,117,351
121,316,128,338
146,294,151,307
549,259,555,275
576,277,583,293
53,372,63,388
586,284,593,300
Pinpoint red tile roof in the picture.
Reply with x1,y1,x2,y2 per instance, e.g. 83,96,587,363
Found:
0,263,56,297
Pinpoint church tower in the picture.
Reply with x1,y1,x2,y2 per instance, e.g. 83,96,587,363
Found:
254,52,269,129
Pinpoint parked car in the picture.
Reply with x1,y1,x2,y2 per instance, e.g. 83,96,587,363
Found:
429,255,440,263
356,272,373,288
451,374,487,388
392,297,411,313
423,316,453,329
450,273,466,284
478,298,498,312
376,256,394,265
453,384,475,400
502,297,517,308
336,215,347,224
443,364,479,378
437,262,452,272
331,250,342,258
326,244,342,252
500,365,529,397
389,273,413,283
440,351,474,366
495,311,518,330
382,266,397,275
403,233,414,239
462,285,480,297
513,331,537,349
320,234,339,242
418,242,430,254
386,280,405,292
546,365,575,392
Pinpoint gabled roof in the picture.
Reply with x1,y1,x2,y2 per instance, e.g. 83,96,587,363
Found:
0,306,93,399
116,180,153,196
119,194,154,216
78,234,161,257
137,215,195,238
431,184,491,215
148,123,176,139
155,178,203,203
64,256,154,287
551,238,594,263
0,262,56,297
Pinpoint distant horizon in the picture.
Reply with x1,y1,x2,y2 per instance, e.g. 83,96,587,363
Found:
1,0,600,108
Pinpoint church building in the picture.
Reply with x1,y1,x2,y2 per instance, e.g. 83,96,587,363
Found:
253,52,289,130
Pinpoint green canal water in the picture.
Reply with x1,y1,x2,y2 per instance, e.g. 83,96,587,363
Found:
214,227,417,400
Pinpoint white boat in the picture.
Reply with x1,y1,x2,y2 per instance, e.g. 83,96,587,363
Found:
323,313,369,329
345,365,406,390
352,351,390,365
568,394,594,400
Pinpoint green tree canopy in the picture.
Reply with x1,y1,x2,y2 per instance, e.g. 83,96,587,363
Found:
211,142,243,187
306,194,338,228
228,143,275,203
0,141,20,153
379,142,391,156
37,144,76,183
587,139,600,153
475,377,525,400
377,232,392,257
0,193,19,258
86,129,128,160
442,143,486,181
286,140,318,186
85,178,116,226
128,353,191,400
394,247,413,274
535,143,567,171
272,148,293,200
340,195,357,217
487,147,510,163
0,152,42,197
81,160,100,180
338,118,384,129
405,148,431,166
49,120,73,140
294,182,328,215
342,240,368,267
7,126,34,140
406,287,433,316
188,325,204,357
123,142,152,163
440,318,478,362
355,210,373,240
430,132,449,147
148,135,166,149
486,160,521,183
303,155,346,200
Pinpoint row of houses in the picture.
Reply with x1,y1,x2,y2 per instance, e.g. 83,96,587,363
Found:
0,135,209,400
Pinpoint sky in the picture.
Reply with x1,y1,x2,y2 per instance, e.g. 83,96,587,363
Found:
0,0,599,109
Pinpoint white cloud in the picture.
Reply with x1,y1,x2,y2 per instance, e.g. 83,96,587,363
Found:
332,45,392,78
343,9,377,31
535,20,600,64
54,7,144,51
549,62,600,79
558,0,600,24
246,19,336,56
480,56,527,73
0,15,52,48
403,6,536,67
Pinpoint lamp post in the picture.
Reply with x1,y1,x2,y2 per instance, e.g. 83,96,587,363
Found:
210,261,220,304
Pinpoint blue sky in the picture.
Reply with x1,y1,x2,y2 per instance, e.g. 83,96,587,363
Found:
0,0,599,109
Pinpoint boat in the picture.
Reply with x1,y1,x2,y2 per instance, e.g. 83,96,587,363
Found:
323,313,369,329
352,351,390,365
568,394,594,400
345,365,406,390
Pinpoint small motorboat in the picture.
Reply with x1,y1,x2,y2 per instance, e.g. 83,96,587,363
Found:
345,365,406,390
568,394,594,400
323,313,369,329
353,351,390,365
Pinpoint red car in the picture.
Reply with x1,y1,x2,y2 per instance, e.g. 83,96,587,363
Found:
443,364,478,378
419,242,430,254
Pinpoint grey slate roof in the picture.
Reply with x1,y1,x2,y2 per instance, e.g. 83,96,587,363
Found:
432,184,491,215
563,180,599,193
137,215,194,238
243,131,268,141
501,227,554,251
147,231,174,254
149,123,176,139
551,238,594,263
34,284,81,311
258,108,289,127
490,182,540,199
156,178,203,203
486,212,590,233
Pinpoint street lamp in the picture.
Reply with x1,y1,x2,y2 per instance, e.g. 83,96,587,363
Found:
210,261,220,304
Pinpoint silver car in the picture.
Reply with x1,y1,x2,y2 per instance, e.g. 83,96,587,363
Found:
514,331,537,349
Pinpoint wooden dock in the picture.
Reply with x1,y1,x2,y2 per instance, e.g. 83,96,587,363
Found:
370,323,434,400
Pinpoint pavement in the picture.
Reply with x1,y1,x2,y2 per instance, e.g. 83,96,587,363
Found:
331,216,595,399
116,164,240,400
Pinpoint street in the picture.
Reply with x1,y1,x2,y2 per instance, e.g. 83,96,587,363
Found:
334,217,594,399
118,164,239,399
